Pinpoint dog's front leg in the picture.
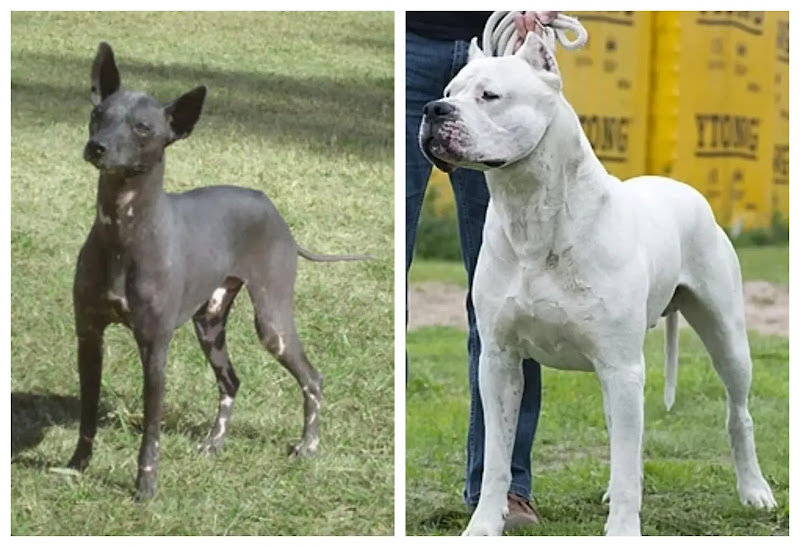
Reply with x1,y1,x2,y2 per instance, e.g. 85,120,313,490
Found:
132,330,172,501
67,319,108,471
598,359,645,536
463,343,523,536
68,241,111,472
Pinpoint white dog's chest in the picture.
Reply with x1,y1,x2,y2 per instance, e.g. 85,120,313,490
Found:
484,267,602,372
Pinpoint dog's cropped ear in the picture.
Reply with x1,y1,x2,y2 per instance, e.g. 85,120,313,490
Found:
90,42,121,106
515,33,561,89
164,85,207,144
468,37,486,63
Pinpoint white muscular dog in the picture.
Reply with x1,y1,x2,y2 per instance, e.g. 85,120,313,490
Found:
418,33,776,536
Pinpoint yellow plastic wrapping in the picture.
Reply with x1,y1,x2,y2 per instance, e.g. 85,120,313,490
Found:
768,12,789,223
558,11,653,181
727,12,775,229
648,12,783,229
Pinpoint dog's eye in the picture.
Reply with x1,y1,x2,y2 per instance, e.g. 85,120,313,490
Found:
482,91,501,101
443,89,451,98
133,122,151,135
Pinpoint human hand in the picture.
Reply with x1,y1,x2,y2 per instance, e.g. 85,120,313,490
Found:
513,11,559,51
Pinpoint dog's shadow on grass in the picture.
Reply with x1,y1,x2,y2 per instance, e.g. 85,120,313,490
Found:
10,390,278,456
11,391,111,458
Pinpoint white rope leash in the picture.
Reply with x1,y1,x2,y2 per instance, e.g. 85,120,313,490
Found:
481,11,588,57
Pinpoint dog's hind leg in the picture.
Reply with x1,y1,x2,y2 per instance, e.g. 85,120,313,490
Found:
247,262,323,459
193,278,243,455
677,236,776,509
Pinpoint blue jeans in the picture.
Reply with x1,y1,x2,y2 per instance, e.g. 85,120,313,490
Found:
406,31,543,506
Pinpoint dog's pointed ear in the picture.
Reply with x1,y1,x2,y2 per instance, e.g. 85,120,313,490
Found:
164,85,207,144
515,32,561,89
90,42,121,106
468,37,486,63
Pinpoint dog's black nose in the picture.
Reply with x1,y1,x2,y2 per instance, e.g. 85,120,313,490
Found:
423,100,456,119
84,139,106,159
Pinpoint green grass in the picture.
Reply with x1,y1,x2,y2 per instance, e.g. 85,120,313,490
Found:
407,259,467,287
410,244,789,288
11,12,393,535
406,327,788,535
735,246,789,285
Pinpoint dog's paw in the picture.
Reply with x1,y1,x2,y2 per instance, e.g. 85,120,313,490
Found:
287,437,319,458
739,479,777,509
463,509,504,536
604,515,641,536
134,476,158,502
66,448,92,471
462,524,493,536
462,521,503,536
196,438,224,456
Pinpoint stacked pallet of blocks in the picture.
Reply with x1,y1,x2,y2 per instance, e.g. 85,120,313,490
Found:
643,11,789,230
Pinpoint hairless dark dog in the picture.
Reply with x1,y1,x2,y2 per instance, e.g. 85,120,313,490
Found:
66,42,369,500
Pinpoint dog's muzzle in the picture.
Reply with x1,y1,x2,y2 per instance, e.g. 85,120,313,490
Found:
83,138,107,165
419,100,508,172
419,100,459,173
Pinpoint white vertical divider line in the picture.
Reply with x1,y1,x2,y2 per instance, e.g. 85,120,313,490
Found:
393,7,407,539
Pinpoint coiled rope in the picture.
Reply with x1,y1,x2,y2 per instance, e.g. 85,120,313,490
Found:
481,11,588,57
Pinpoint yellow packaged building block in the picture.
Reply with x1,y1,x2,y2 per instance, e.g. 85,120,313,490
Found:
558,11,653,181
727,12,776,230
768,12,789,223
649,12,735,226
648,12,782,229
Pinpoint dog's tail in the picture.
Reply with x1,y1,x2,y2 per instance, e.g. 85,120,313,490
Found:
663,311,679,411
297,245,372,262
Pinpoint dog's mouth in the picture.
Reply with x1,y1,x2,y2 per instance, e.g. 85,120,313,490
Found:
420,120,509,173
421,136,456,174
83,147,149,176
421,135,508,173
83,145,101,168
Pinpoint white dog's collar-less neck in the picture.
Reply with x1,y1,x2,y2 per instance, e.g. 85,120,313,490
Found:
486,96,610,229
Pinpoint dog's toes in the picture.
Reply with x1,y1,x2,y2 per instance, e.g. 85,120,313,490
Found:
134,478,157,502
287,440,318,458
196,438,224,456
739,479,777,510
462,524,495,536
133,488,156,502
463,506,505,536
66,451,92,472
741,489,777,509
604,515,641,536
462,520,501,536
